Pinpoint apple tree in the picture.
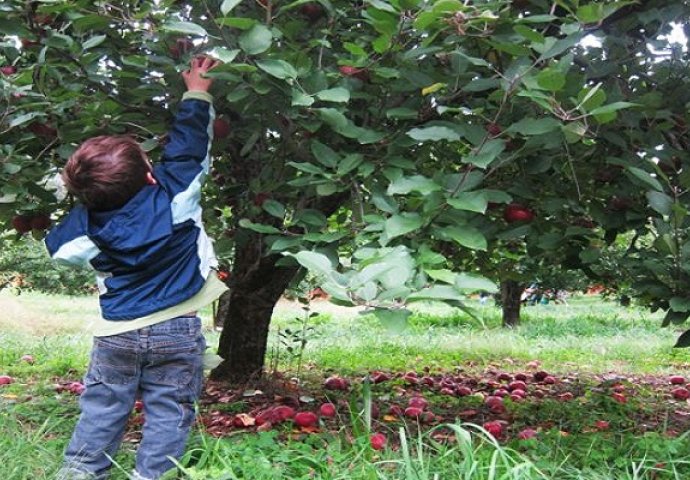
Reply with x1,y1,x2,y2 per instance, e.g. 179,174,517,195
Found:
2,0,689,382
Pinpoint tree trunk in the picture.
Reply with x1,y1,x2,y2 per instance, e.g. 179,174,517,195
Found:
501,280,522,328
210,234,298,384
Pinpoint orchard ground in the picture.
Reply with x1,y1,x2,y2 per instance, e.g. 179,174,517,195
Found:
3,293,690,479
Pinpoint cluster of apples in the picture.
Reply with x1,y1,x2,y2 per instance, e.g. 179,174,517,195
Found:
11,213,52,234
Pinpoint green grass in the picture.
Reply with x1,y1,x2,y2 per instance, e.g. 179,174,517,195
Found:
3,291,690,479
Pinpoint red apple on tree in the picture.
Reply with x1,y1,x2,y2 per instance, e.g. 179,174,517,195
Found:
30,214,52,231
503,203,535,223
300,3,324,21
0,66,17,76
27,122,58,139
339,65,370,82
486,123,502,137
12,215,32,234
213,118,231,139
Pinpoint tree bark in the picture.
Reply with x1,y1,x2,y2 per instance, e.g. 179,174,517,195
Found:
501,280,522,328
210,191,350,384
210,234,298,383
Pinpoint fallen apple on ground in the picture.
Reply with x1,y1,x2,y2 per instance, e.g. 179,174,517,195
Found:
20,354,34,364
319,402,336,417
293,411,318,428
370,432,387,451
0,375,14,385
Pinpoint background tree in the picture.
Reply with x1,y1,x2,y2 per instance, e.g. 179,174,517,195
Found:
2,0,689,383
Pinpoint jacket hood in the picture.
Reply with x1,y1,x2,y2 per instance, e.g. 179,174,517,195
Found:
86,185,174,267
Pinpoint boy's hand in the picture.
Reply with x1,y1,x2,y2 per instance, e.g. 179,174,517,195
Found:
182,56,221,93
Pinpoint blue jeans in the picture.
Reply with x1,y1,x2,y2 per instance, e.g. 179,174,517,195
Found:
57,316,206,480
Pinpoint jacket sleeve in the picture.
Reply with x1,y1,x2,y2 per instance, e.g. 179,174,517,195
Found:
44,206,100,268
160,91,215,173
155,92,216,224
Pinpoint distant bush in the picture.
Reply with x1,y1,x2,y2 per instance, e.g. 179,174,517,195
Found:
0,237,95,296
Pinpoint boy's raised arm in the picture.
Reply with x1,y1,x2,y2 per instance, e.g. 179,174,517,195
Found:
161,57,221,166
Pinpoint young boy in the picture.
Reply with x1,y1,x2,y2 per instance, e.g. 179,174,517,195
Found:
46,56,227,480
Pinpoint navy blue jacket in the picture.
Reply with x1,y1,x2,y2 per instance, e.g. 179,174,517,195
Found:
45,97,217,320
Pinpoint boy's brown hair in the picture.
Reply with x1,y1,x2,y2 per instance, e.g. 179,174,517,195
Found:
62,136,151,211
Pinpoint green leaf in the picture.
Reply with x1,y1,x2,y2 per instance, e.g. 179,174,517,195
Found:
507,117,561,136
82,34,106,50
337,154,364,175
256,59,297,79
536,68,566,91
290,251,336,279
315,87,350,103
9,112,42,128
408,285,463,303
366,0,398,13
647,191,673,216
455,273,497,293
513,25,545,43
262,199,285,218
464,139,505,168
447,191,489,213
287,162,325,175
317,108,385,144
385,213,423,240
238,219,281,234
208,47,240,63
589,102,638,116
407,126,461,142
239,24,272,54
627,167,663,192
435,226,487,251
162,22,208,36
671,298,690,315
387,175,442,196
674,329,690,348
425,269,457,284
372,308,411,333
576,3,604,23
386,108,418,119
311,141,339,168
220,0,243,15
663,310,689,327
316,183,338,196
291,90,314,107
538,32,585,61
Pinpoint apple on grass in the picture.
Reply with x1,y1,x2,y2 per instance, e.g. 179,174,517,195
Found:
319,402,336,417
293,411,318,428
672,387,690,400
517,428,538,440
20,354,34,365
483,420,503,438
0,375,14,385
323,376,349,391
370,432,386,451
